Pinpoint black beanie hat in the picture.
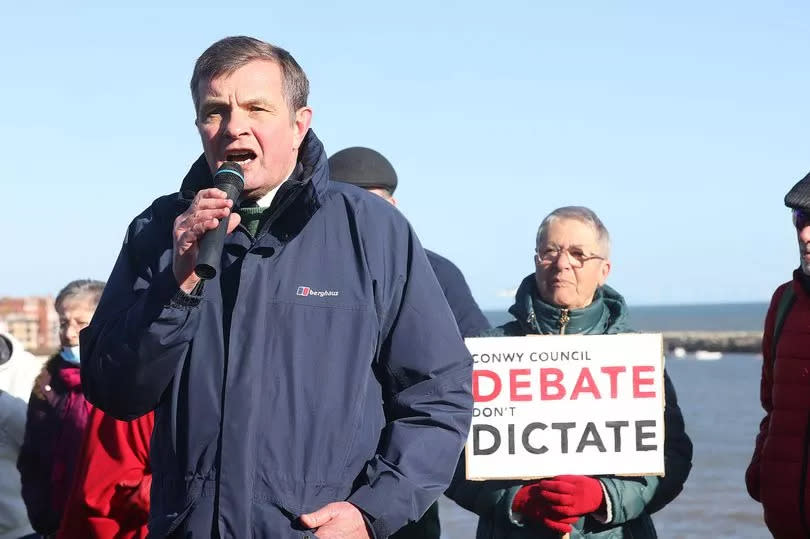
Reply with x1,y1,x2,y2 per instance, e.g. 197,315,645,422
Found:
328,147,398,194
785,171,810,210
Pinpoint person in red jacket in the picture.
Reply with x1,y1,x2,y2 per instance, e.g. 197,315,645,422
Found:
17,279,105,537
58,407,154,539
747,170,810,537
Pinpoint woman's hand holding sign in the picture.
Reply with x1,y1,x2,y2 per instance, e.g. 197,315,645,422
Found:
538,475,605,518
513,483,578,533
513,475,605,534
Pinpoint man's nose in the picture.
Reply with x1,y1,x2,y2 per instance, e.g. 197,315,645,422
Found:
222,109,249,138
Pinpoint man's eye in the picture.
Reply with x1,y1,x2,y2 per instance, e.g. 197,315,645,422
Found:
570,250,586,259
201,108,223,120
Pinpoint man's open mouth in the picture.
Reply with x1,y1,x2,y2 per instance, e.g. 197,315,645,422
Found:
225,150,257,165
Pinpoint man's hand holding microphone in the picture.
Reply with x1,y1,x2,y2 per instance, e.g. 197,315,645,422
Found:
172,162,244,292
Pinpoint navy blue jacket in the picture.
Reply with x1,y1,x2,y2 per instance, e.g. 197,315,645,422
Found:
391,252,489,539
80,131,474,538
425,251,490,339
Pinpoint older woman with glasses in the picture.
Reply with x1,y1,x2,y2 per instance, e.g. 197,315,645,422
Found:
447,206,693,539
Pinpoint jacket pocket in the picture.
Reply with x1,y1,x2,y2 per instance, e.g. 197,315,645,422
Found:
148,497,197,538
250,490,346,538
149,473,211,538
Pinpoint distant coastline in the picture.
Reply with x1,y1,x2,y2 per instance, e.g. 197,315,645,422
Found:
483,303,768,354
661,330,761,354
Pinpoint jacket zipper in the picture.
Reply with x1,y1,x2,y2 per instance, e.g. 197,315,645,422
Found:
526,308,569,334
527,311,537,331
559,309,570,335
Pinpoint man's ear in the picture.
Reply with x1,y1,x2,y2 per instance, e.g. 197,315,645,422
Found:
292,107,313,150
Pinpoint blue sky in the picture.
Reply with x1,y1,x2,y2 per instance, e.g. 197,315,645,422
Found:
1,1,808,308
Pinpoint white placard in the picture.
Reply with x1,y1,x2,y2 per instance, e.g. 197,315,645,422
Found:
465,333,665,480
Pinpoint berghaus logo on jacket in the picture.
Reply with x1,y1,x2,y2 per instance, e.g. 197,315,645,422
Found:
296,286,340,298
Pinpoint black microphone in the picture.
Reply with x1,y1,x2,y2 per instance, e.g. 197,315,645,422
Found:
194,162,245,280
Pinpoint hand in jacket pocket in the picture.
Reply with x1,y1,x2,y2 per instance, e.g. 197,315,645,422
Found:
299,501,371,539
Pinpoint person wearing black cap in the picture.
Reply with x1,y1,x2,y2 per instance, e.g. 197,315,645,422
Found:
329,146,490,539
330,147,491,341
746,170,810,538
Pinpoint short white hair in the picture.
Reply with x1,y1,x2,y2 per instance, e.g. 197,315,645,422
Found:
55,279,106,312
535,206,611,257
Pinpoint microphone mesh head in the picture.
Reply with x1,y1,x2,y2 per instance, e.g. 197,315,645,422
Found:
214,161,245,192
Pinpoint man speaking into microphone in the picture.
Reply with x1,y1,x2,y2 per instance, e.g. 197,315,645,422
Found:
80,36,473,538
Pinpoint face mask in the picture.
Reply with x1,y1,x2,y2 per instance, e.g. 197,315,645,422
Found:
60,346,80,365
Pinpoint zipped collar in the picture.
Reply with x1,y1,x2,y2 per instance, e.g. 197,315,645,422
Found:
508,273,630,335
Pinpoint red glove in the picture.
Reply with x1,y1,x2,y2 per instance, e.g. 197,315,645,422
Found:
512,484,536,515
536,475,605,518
512,484,579,534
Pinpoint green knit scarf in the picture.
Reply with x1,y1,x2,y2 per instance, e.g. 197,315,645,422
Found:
237,203,265,237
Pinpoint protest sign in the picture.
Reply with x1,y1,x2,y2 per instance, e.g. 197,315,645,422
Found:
465,333,665,480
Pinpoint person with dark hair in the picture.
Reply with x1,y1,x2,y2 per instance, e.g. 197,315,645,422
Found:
81,36,473,538
0,327,42,539
746,171,810,538
17,279,105,537
329,146,490,538
445,207,692,539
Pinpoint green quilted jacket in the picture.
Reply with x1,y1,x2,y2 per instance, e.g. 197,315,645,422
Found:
445,274,693,539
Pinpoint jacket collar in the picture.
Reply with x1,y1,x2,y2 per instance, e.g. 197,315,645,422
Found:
507,273,629,335
794,268,810,296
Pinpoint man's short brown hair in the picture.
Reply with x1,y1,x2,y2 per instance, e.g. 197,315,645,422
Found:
190,36,309,118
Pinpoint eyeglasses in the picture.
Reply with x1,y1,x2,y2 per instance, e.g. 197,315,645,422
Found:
793,209,810,230
535,246,605,268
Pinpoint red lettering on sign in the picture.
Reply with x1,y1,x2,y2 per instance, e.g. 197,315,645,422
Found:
540,368,566,400
633,366,656,398
509,369,532,401
600,366,626,398
570,367,602,399
473,370,501,402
